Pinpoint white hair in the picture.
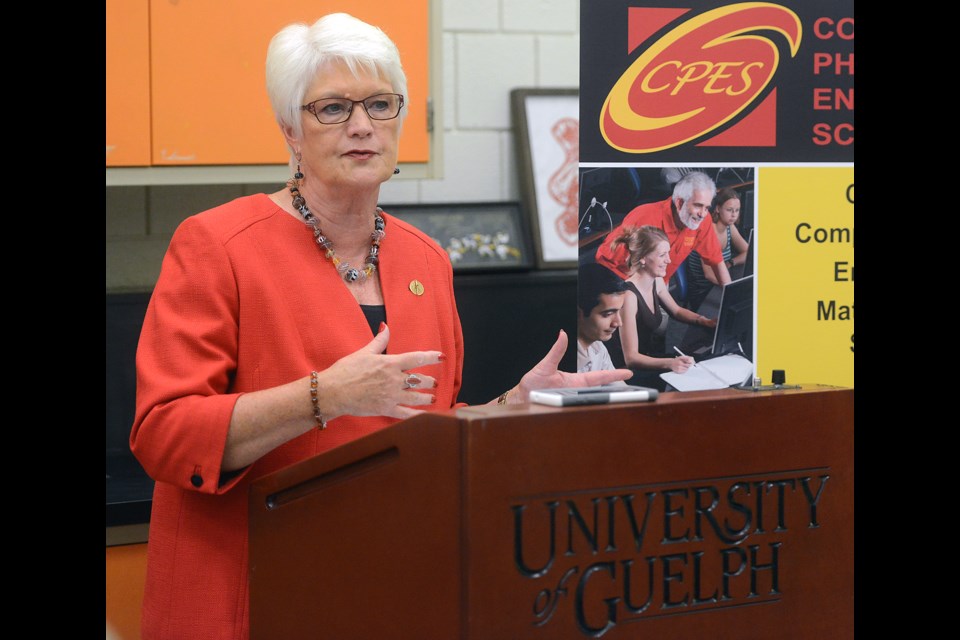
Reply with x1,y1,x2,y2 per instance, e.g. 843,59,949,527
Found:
266,13,408,143
672,171,716,204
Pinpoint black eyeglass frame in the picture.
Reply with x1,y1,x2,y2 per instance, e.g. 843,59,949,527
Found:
300,93,405,125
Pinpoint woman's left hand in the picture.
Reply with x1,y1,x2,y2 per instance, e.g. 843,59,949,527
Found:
512,330,632,403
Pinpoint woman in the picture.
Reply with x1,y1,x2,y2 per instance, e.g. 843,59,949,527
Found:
130,14,627,640
605,225,717,389
685,187,750,310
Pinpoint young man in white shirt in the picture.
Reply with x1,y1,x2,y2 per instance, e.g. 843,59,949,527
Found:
577,262,628,379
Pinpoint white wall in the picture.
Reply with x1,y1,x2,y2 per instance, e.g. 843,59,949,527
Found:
379,0,579,205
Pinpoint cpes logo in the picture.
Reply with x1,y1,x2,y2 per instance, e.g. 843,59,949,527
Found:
600,2,802,153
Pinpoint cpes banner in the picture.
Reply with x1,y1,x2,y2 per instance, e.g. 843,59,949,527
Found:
577,0,853,389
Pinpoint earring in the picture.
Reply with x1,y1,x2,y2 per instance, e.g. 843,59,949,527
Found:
294,152,303,181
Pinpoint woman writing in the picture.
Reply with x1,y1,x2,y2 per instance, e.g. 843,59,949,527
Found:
130,14,627,639
685,187,750,310
605,225,717,389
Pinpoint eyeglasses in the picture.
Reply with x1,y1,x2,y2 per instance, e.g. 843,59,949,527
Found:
300,93,404,125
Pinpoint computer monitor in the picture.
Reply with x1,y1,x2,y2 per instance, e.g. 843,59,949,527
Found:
711,275,753,359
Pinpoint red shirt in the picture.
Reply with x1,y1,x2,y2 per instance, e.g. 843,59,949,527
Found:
594,197,723,281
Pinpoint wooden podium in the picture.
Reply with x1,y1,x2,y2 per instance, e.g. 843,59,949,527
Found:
249,385,853,639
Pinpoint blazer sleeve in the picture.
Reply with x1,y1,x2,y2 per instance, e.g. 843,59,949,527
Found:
130,215,248,494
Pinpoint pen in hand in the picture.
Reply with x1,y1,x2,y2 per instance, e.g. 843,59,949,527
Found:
673,346,696,371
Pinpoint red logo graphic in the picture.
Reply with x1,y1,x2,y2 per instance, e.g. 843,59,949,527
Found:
600,2,802,153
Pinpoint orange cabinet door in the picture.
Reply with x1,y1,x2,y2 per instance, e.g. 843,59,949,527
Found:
149,0,430,166
106,0,151,167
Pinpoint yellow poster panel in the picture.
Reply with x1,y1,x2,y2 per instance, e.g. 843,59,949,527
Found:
757,167,854,388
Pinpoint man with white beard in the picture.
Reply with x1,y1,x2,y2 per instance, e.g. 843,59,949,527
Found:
594,171,732,287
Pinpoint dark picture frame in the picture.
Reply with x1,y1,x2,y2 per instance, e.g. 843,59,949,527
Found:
511,88,579,269
382,201,534,272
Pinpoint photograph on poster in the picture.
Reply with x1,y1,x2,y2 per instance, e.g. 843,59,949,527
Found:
576,166,755,391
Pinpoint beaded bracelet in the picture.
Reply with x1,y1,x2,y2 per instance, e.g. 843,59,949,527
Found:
309,371,327,430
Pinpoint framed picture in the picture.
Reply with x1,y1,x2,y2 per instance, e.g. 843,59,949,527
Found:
383,201,534,272
511,88,579,269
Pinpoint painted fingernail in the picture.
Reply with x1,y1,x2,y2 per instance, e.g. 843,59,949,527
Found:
438,353,446,362
430,395,436,403
379,322,387,333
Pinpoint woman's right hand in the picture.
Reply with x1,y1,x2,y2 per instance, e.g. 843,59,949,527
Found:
223,324,441,472
316,324,443,422
667,355,695,374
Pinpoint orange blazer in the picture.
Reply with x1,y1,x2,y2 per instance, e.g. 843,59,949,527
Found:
131,194,464,639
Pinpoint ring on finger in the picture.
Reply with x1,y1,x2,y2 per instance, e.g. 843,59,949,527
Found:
403,373,422,389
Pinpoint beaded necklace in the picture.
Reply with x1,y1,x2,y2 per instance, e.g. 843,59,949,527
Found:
288,180,385,284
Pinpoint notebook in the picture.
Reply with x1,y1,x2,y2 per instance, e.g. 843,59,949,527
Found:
660,354,753,392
